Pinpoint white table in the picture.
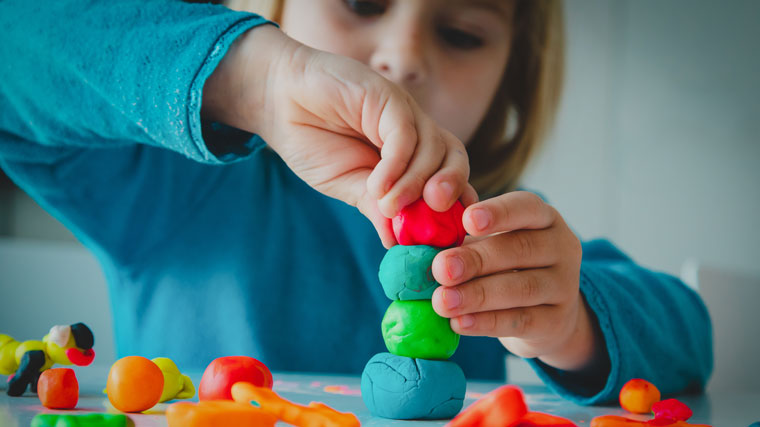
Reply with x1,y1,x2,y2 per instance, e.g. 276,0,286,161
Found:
1,366,758,426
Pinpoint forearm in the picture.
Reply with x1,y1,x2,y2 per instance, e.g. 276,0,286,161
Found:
202,25,294,138
0,0,269,163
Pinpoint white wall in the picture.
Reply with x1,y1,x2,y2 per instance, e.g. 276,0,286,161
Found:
523,0,760,278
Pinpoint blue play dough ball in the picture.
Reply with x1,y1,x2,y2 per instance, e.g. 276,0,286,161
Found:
747,423,760,427
378,245,441,300
361,352,466,420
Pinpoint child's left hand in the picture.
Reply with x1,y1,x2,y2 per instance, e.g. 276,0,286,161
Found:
431,191,600,372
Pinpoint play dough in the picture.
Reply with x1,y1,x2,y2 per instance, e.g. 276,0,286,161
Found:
448,384,528,427
31,413,127,427
360,352,465,420
392,199,466,247
619,378,661,414
379,244,441,300
167,400,277,427
231,381,360,427
152,357,195,402
37,368,78,409
199,356,273,401
106,356,163,413
381,300,459,359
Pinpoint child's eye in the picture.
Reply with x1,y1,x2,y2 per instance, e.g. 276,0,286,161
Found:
438,27,484,50
342,0,388,17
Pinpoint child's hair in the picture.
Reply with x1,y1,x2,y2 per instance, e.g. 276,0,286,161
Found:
223,0,565,196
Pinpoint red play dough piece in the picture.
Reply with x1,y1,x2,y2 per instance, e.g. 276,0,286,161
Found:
66,348,95,366
651,399,693,422
199,356,273,401
37,368,79,409
447,385,528,427
392,199,466,247
516,411,578,426
590,415,711,427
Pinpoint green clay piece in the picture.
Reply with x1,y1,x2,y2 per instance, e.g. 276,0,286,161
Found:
31,413,128,427
381,300,459,360
378,245,442,301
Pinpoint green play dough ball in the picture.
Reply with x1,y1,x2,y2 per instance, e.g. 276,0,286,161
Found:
381,300,459,360
379,245,442,301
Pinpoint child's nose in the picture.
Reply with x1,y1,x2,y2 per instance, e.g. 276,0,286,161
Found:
369,27,430,87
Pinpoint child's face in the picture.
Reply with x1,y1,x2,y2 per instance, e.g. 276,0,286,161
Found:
281,0,515,145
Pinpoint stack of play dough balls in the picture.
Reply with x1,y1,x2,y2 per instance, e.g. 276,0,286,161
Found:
361,198,468,420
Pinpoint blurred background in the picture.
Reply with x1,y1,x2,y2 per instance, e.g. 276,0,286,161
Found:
1,0,758,391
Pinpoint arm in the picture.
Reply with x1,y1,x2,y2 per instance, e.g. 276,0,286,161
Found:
0,0,270,164
0,0,474,248
526,239,712,404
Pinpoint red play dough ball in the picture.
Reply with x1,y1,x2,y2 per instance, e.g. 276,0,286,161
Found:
619,378,661,414
199,356,273,401
37,368,79,409
392,199,466,247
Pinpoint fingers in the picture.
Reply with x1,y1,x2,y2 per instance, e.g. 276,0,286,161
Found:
376,114,446,217
365,86,470,218
462,191,556,236
431,228,560,286
356,193,397,249
432,270,562,319
448,305,564,339
365,89,418,202
422,129,471,213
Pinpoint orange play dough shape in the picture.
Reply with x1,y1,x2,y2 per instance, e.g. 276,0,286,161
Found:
167,400,277,427
619,379,661,414
106,356,164,413
231,381,360,427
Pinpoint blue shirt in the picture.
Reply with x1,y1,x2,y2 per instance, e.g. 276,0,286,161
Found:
0,0,712,404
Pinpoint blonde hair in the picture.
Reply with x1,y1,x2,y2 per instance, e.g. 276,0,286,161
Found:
224,0,565,196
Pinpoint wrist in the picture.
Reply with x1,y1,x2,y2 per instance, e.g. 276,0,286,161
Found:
201,24,296,138
538,293,605,372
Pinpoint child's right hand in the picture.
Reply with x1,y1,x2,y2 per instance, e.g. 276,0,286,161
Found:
203,25,476,247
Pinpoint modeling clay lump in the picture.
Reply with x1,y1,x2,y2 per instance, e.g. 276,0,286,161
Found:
231,381,360,427
153,357,196,402
619,379,661,414
361,352,465,420
393,199,466,247
379,244,442,300
199,355,272,401
37,367,78,409
106,356,164,413
381,300,460,359
167,400,277,427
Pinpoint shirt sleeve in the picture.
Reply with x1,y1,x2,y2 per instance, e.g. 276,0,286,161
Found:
526,239,713,405
0,0,273,164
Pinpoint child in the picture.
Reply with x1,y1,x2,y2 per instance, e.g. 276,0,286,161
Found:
0,0,710,404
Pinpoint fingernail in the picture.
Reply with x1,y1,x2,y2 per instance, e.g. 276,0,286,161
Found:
442,288,462,310
471,208,491,231
439,181,453,201
447,256,464,280
458,314,475,329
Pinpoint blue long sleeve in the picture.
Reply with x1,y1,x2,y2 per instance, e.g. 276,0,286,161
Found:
528,239,713,404
0,0,270,164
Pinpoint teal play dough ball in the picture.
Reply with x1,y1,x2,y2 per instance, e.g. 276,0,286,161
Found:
361,352,466,420
379,245,442,300
381,300,459,360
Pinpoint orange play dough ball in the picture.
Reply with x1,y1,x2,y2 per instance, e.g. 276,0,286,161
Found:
106,356,164,413
37,368,79,409
619,378,661,414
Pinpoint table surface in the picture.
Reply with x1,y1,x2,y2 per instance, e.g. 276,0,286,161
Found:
1,366,758,426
